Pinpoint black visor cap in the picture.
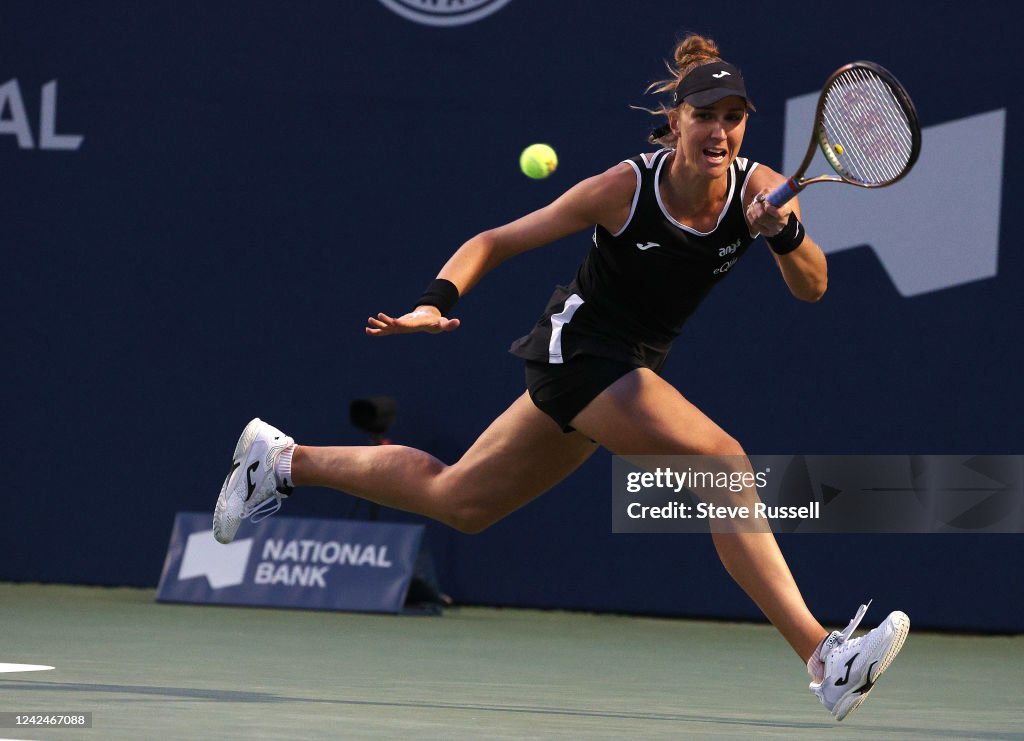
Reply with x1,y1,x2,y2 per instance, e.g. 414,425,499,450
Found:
672,62,748,108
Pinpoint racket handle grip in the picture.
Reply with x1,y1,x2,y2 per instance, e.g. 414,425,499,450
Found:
767,178,802,207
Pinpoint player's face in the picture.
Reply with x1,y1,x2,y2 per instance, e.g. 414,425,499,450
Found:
674,97,747,177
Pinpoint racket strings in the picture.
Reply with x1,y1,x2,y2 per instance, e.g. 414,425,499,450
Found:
823,71,912,182
825,79,908,181
821,68,915,185
826,71,910,178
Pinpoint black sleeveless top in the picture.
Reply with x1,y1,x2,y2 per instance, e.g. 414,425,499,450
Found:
510,148,760,369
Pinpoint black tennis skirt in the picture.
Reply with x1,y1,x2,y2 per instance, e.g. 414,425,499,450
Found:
524,355,644,433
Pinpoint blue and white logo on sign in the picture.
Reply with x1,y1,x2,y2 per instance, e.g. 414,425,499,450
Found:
376,0,513,27
178,530,252,589
157,513,425,613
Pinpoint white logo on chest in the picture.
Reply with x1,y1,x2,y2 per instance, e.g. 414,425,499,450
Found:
718,239,741,257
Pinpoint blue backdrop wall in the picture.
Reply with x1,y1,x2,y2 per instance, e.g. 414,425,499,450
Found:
3,0,1021,632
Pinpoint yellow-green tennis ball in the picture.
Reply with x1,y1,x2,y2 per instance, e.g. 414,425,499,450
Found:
520,143,558,179
834,143,845,155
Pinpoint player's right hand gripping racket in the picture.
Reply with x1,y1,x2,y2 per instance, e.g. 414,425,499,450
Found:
765,61,922,207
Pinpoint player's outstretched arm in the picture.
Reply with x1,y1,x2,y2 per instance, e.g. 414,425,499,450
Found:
366,162,637,337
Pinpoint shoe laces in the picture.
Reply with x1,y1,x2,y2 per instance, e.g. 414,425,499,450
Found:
247,490,285,523
840,600,872,641
827,599,873,657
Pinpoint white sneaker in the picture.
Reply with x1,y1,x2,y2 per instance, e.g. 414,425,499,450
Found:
811,601,909,721
212,418,294,544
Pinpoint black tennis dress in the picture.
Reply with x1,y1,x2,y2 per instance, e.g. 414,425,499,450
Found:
510,148,761,430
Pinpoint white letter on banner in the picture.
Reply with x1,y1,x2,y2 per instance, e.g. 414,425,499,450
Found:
309,566,328,587
39,81,83,150
254,562,274,584
320,541,340,563
262,539,282,560
357,546,377,566
339,543,359,565
0,80,34,148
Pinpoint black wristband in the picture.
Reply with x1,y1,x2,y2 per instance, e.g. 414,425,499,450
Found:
415,278,459,315
766,212,806,255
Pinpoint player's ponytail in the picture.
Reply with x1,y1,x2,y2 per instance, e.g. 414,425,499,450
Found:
641,35,750,147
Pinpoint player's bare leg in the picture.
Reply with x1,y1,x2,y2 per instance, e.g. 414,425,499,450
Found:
292,392,598,533
571,368,827,662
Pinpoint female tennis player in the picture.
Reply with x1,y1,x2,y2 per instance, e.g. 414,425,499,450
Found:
213,35,908,721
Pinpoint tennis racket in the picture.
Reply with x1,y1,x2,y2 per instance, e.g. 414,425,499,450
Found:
764,61,921,207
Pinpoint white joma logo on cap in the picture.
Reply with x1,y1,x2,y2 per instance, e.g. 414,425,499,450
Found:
712,71,731,79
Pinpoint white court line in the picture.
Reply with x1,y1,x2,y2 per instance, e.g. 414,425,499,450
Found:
0,663,54,673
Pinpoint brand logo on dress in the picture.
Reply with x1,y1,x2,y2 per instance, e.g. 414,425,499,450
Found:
636,241,660,251
376,0,513,26
712,71,732,79
718,238,741,257
714,257,739,274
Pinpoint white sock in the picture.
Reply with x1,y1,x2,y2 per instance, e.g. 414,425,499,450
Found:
807,634,831,684
275,444,296,490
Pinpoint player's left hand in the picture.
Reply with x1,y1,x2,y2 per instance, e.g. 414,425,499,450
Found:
366,307,461,337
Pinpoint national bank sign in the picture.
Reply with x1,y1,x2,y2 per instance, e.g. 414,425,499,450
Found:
157,513,425,613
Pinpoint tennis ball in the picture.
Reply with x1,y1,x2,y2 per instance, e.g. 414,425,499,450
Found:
520,143,558,179
834,143,845,155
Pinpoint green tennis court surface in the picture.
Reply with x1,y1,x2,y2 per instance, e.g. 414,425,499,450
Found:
1,583,1021,739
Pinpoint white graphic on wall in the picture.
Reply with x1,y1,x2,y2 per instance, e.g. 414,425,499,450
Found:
178,530,253,589
783,94,1004,297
